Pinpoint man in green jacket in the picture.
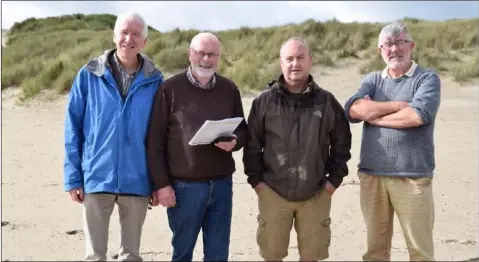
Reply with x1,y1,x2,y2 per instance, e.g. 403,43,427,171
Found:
243,37,352,261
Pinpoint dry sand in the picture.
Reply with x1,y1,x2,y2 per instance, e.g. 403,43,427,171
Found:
2,61,478,261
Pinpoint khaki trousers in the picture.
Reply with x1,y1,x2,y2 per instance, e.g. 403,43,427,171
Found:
256,184,332,261
358,172,435,261
83,193,149,261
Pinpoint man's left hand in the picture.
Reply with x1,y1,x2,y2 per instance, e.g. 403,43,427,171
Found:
215,139,237,152
325,181,336,196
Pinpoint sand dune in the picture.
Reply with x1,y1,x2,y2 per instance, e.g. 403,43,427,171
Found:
2,29,8,47
1,62,478,261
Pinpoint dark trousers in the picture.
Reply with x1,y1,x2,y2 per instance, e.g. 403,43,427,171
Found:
167,176,233,261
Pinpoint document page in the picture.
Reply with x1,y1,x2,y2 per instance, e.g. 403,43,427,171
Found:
188,117,244,146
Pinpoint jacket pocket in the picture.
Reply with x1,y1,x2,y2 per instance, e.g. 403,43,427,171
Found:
321,217,332,247
256,215,267,248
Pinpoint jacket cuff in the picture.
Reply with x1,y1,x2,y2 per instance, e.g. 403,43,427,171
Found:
64,182,83,192
154,179,171,191
247,175,263,188
328,175,343,188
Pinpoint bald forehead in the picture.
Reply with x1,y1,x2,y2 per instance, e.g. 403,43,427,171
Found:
280,39,310,57
191,33,220,51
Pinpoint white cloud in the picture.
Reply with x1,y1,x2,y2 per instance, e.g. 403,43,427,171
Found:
1,1,48,29
1,1,477,31
288,1,385,22
1,1,372,31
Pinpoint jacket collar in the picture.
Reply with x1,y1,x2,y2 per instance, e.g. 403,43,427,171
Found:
268,74,317,95
85,49,160,79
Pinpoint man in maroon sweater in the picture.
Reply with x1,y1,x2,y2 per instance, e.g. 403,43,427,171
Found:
146,32,247,261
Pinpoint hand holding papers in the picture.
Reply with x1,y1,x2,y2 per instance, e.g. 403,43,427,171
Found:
188,117,244,146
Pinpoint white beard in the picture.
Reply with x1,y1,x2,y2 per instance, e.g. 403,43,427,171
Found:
192,64,216,78
384,56,407,70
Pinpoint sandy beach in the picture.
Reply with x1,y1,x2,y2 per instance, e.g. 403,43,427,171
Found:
2,61,478,261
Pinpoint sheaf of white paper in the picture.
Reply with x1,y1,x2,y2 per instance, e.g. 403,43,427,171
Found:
188,117,244,146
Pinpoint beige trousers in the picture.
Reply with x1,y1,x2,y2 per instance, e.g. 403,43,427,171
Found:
256,184,332,261
358,172,435,261
83,193,149,261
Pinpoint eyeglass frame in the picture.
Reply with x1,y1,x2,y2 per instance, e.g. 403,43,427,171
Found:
379,39,411,50
190,49,219,59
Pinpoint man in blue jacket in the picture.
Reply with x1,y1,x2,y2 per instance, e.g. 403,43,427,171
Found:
63,12,163,261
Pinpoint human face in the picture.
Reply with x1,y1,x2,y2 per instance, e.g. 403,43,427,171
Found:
280,40,312,84
113,18,147,59
188,39,220,78
378,32,415,70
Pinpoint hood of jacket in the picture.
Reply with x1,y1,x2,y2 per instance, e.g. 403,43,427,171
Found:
85,49,160,79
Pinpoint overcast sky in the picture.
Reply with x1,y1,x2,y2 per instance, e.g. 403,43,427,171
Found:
2,1,478,31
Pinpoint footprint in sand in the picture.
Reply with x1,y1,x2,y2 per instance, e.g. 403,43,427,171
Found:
442,238,477,246
1,221,24,230
65,229,83,235
112,251,171,259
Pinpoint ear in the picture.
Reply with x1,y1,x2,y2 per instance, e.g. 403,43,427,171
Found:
143,37,148,45
410,41,416,50
377,47,382,54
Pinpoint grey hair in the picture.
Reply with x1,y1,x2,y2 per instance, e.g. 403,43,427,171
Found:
280,37,312,57
114,12,148,38
189,32,221,53
378,21,413,47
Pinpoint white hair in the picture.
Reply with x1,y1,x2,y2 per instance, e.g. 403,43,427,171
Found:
189,32,221,53
378,21,413,47
114,12,148,38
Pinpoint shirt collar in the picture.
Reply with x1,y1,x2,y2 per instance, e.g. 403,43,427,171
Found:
381,60,417,79
113,51,143,75
186,66,216,89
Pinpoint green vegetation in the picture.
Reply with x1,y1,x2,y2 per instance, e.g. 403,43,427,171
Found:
2,14,478,100
8,13,157,35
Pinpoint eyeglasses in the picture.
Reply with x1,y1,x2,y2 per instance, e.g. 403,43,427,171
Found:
380,39,410,50
191,49,219,58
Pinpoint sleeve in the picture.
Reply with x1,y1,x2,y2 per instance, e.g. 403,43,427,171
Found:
409,72,441,125
327,96,353,188
146,84,171,190
63,70,87,192
242,97,265,188
343,72,377,123
231,87,248,151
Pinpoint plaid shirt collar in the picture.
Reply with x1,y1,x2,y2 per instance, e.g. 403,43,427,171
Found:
186,66,216,89
113,51,143,75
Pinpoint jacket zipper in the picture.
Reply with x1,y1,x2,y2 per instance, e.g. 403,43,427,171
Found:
105,74,160,194
293,101,301,195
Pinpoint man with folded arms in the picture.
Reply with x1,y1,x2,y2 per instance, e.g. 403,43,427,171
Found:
344,21,441,261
